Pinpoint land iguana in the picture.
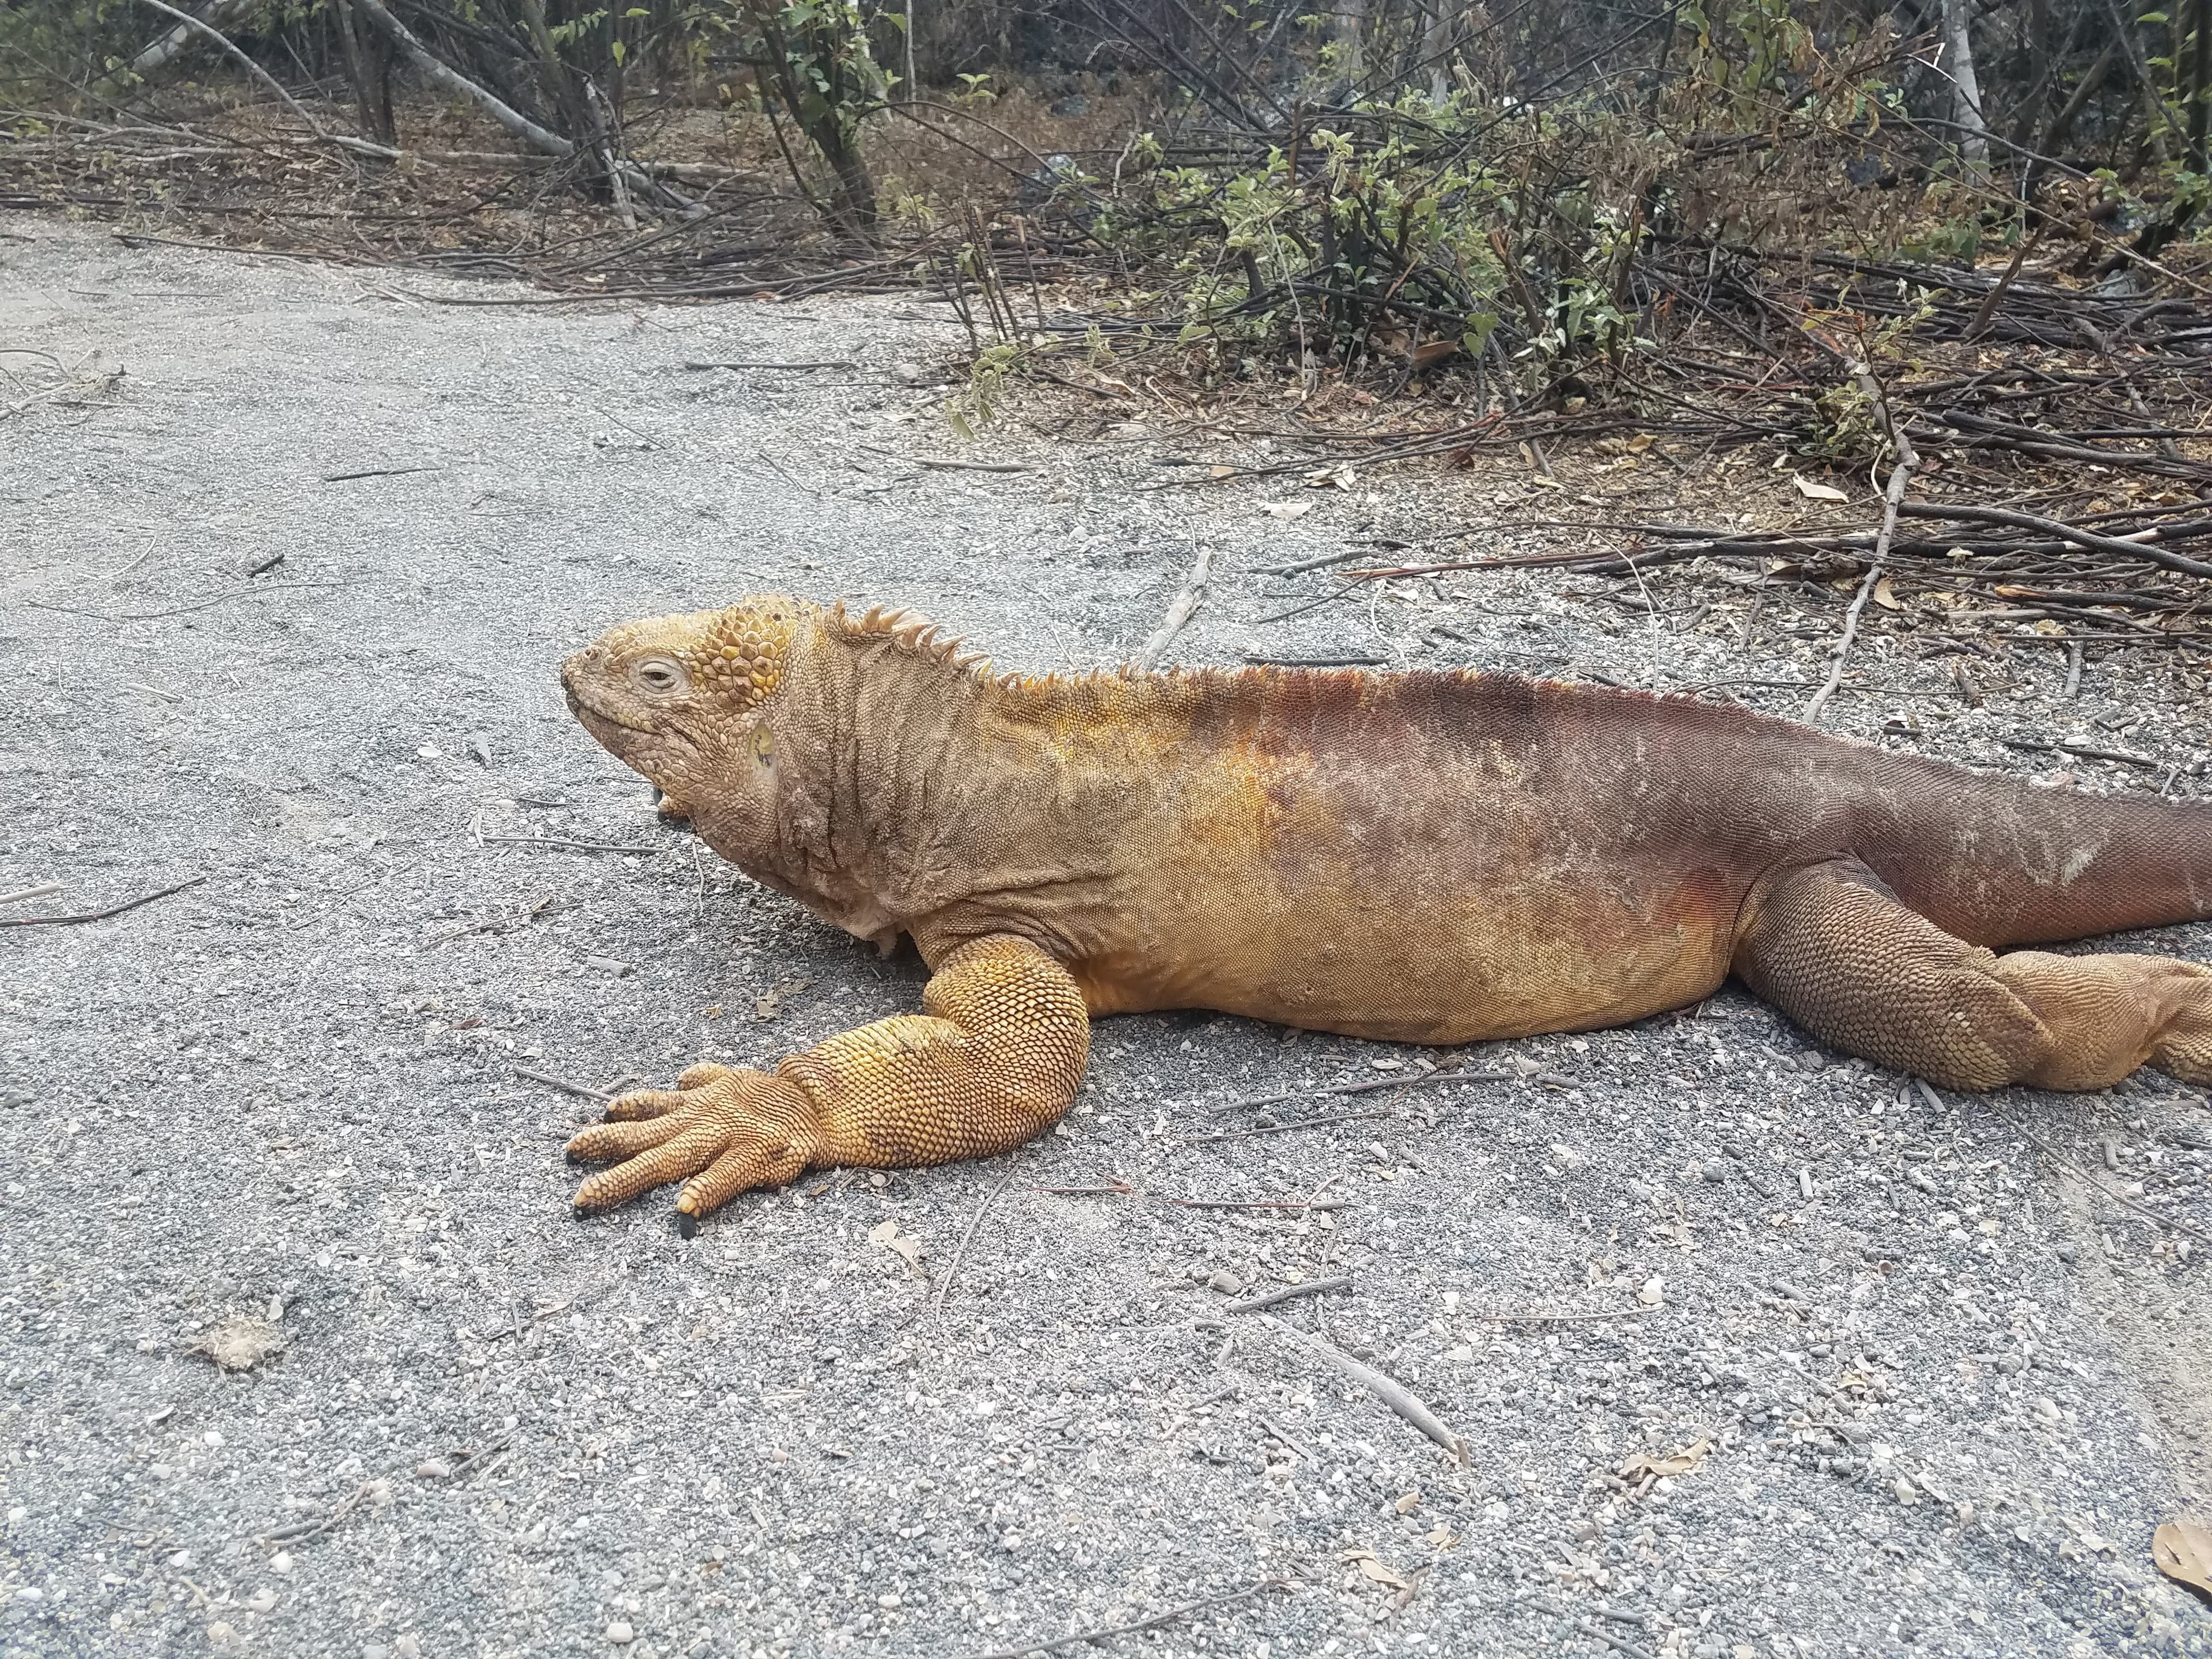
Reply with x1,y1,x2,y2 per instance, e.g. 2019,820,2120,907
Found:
558,595,2212,1233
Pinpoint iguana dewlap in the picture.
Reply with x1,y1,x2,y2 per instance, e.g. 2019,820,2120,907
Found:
557,594,2212,1231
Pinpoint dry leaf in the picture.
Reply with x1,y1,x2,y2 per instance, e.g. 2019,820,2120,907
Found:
1624,432,1654,453
1636,1275,1664,1307
1872,575,1902,611
1259,501,1313,520
1410,338,1459,371
868,1219,928,1277
1393,1490,1421,1514
1618,1434,1712,1482
1793,475,1849,502
753,976,813,1021
1209,465,1237,479
1426,1524,1460,1548
1344,1548,1411,1591
2155,1520,2212,1599
192,1316,286,1373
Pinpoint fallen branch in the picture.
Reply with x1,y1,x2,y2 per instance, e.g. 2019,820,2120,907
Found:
0,882,63,907
512,1065,619,1103
936,1170,1018,1312
1804,358,1919,726
1207,1064,1515,1114
1137,544,1215,669
125,0,400,160
1225,1275,1353,1312
0,875,205,929
1892,502,2212,579
352,0,570,157
1184,1107,1394,1145
683,360,858,372
1267,1315,1466,1462
974,1577,1290,1659
25,579,354,623
475,834,663,855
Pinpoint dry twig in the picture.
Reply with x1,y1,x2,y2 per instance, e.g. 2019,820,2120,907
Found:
0,875,205,929
974,1577,1290,1659
1266,1315,1467,1462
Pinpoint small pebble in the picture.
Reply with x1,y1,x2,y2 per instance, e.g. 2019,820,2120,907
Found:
1702,1161,1727,1183
877,1592,902,1609
270,1552,293,1575
202,1430,224,1449
1893,1477,1919,1505
394,1637,422,1659
416,1460,453,1480
363,1646,389,1659
1207,1268,1242,1294
606,1622,635,1645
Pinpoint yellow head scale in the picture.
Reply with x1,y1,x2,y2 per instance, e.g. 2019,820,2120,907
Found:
684,600,800,711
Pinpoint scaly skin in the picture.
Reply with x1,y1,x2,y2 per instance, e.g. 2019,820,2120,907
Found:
558,595,2212,1229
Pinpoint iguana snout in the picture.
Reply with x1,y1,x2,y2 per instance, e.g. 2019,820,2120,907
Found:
560,599,808,835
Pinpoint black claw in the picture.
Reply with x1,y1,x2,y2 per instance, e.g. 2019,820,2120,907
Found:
571,1203,590,1221
676,1211,699,1240
565,1148,583,1166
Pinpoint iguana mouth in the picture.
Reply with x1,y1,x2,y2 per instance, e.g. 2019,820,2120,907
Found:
562,676,655,736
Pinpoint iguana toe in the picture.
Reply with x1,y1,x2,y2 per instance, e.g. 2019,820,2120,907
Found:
566,1066,820,1224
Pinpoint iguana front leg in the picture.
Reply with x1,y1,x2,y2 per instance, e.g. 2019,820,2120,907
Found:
1734,855,2212,1091
566,934,1089,1233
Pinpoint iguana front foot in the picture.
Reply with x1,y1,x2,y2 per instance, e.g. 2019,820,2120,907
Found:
563,935,1091,1234
567,1063,821,1236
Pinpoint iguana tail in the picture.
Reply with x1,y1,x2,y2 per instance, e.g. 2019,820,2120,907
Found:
1854,748,2212,948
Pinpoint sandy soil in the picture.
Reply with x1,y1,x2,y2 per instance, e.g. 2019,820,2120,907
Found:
3,215,2210,1659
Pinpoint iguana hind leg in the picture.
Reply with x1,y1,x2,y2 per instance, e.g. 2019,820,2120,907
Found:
1733,854,2212,1091
566,935,1089,1233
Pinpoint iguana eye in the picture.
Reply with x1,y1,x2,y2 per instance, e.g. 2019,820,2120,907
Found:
631,656,689,696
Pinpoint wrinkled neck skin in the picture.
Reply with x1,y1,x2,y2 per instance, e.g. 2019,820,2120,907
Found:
690,624,998,956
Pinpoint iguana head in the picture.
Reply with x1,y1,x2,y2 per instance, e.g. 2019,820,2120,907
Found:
560,597,809,839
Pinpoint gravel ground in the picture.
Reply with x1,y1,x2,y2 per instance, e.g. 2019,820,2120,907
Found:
5,217,2212,1659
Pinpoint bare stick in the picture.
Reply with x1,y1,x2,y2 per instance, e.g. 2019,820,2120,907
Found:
512,1065,619,1103
1225,1275,1352,1312
975,1577,1290,1659
1207,1065,1516,1115
1137,544,1215,670
124,0,400,160
683,360,858,373
1893,501,2212,578
0,875,204,929
1267,1315,1466,1462
1804,360,1918,726
26,579,353,623
1184,1107,1393,1146
1964,228,2042,340
476,834,662,855
1977,1097,2212,1248
0,882,63,907
352,0,570,157
936,1171,1018,1312
858,446,1035,474
1475,1306,1653,1325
